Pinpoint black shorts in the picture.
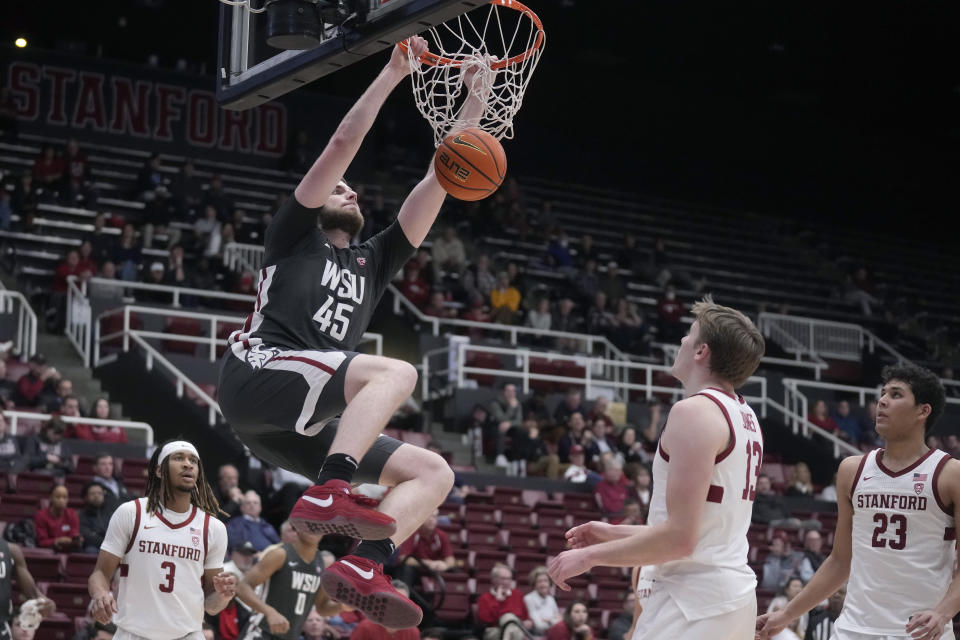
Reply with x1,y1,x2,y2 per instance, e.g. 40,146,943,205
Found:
217,345,402,485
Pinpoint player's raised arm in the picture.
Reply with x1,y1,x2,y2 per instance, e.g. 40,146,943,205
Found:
396,56,494,248
905,458,960,640
549,397,727,588
757,455,859,640
293,38,428,209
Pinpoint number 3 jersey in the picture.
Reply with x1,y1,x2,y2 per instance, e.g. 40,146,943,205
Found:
640,387,764,620
837,447,955,635
228,196,415,355
100,498,228,640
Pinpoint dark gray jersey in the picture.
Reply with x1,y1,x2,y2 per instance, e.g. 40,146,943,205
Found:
244,543,325,640
0,539,13,623
229,196,414,353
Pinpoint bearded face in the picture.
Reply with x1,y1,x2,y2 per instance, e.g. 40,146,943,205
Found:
319,204,364,238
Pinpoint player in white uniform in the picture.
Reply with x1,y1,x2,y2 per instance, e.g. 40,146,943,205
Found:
757,363,960,640
88,440,239,640
548,296,766,640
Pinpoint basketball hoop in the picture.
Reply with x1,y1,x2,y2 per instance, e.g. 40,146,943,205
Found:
398,0,545,146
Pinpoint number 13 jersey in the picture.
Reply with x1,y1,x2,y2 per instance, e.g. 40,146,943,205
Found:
838,448,955,635
641,387,764,620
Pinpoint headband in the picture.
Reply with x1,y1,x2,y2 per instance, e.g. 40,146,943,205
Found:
159,441,200,464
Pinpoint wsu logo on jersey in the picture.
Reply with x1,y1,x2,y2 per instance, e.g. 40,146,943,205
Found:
245,345,281,369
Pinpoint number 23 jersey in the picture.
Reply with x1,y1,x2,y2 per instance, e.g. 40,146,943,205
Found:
100,498,228,640
838,448,955,635
230,196,415,354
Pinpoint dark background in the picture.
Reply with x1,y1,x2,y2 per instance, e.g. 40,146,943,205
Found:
3,0,958,233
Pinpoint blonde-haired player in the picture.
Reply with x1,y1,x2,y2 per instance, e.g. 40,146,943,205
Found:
757,363,959,640
88,439,237,640
548,295,766,639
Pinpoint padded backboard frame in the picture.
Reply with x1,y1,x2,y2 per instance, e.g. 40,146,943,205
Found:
217,0,484,111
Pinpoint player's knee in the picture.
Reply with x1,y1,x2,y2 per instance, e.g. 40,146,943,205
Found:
386,359,418,395
423,449,455,494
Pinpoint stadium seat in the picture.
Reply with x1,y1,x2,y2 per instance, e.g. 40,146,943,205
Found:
63,553,98,584
464,352,500,387
463,527,504,553
492,486,524,508
162,317,205,355
64,475,95,499
0,494,42,520
46,583,91,618
125,477,147,496
511,552,547,579
462,504,498,529
14,472,56,496
562,492,598,513
120,457,150,480
470,550,508,580
504,529,543,554
73,456,98,476
534,508,570,534
434,591,472,624
22,554,63,581
498,506,534,530
34,617,75,640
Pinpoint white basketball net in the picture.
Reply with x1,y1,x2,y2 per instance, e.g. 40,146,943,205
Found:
406,0,545,147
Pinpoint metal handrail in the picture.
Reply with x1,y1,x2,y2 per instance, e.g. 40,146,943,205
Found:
0,290,38,359
3,409,154,445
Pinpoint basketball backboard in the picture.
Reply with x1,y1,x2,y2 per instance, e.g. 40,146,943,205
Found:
216,0,484,111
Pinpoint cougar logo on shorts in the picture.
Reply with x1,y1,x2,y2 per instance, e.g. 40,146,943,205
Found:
245,345,281,369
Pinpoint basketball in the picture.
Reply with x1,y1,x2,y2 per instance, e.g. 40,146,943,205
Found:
433,128,507,201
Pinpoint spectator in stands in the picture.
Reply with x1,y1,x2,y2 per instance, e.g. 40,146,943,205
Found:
545,230,575,276
231,209,257,244
805,584,845,640
463,253,497,302
0,189,11,230
766,577,807,639
584,419,617,470
944,434,960,460
830,399,861,443
785,461,815,497
44,377,74,414
753,475,819,531
61,138,95,205
554,388,585,429
525,296,552,346
461,403,491,464
23,416,74,475
510,414,551,477
349,580,420,640
462,290,492,329
655,285,685,344
593,458,635,520
796,529,826,583
226,490,280,552
476,563,533,640
423,290,457,320
574,234,598,269
611,299,649,354
488,383,524,469
136,261,170,303
194,204,223,257
15,353,59,407
34,484,82,551
600,261,626,304
89,261,126,306
817,471,837,502
490,272,522,325
858,400,881,447
632,463,652,512
86,213,115,266
587,396,615,433
79,481,110,554
505,262,527,300
215,463,245,519
394,508,456,591
617,427,650,466
431,226,466,281
606,591,636,640
612,497,643,526
563,444,599,486
77,240,98,276
761,532,804,590
807,400,839,434
551,297,583,353
170,160,204,218
11,172,39,223
0,411,24,471
136,153,165,199
398,262,431,310
842,267,881,317
111,223,143,282
142,186,182,249
33,144,64,193
50,249,85,330
523,566,561,636
0,87,18,141
546,601,593,640
586,291,616,338
573,260,601,310
557,411,587,463
616,233,644,276
223,539,258,578
202,174,234,220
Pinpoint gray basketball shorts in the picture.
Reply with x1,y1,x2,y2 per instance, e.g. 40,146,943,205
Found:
217,345,402,485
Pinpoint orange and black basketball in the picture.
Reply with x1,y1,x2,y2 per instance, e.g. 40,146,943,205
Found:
433,128,506,201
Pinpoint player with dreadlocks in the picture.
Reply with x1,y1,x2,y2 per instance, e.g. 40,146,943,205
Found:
88,439,238,640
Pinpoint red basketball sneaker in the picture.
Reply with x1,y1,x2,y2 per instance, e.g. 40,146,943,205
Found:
321,555,423,629
288,480,397,540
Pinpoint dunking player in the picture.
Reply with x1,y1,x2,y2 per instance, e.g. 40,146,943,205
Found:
548,296,766,639
217,37,491,628
88,440,238,640
235,527,342,640
757,364,959,640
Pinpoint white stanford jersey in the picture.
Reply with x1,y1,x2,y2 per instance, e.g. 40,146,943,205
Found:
640,387,764,620
100,498,228,640
837,448,955,636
